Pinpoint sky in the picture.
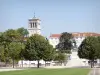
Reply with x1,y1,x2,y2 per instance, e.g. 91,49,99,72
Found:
0,0,100,37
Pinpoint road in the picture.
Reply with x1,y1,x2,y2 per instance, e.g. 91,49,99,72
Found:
89,68,100,75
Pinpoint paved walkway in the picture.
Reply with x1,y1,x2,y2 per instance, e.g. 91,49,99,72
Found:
0,69,22,72
0,67,23,72
89,68,100,75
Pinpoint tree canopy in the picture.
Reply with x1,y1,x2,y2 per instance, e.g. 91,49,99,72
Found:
23,34,55,68
0,28,27,67
78,36,100,68
8,42,22,68
56,32,75,53
54,51,66,65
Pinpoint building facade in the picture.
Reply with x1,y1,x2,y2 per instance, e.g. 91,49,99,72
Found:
49,32,100,48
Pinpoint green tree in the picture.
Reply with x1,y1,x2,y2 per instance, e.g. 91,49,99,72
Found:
3,29,22,67
0,32,10,65
23,34,54,68
17,27,29,67
4,29,20,42
42,44,55,66
0,29,26,67
56,32,75,53
54,51,66,65
78,36,100,68
0,45,5,62
17,27,29,38
8,42,22,68
96,36,100,66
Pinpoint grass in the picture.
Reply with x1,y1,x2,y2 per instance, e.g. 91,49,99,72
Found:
0,68,90,75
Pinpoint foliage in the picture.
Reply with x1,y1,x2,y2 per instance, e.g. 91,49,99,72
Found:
0,45,5,61
96,36,100,58
43,44,55,61
17,27,29,37
0,33,10,63
56,32,75,53
78,36,100,68
0,28,27,67
8,42,22,68
54,51,66,64
8,42,22,60
4,29,20,42
23,34,55,68
17,27,29,67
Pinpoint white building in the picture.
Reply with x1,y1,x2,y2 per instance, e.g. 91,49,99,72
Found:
49,32,100,48
28,15,41,36
49,32,100,67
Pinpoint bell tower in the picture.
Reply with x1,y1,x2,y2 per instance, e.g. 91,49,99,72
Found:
28,13,41,36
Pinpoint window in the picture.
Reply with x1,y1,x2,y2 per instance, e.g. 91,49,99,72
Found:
30,23,32,28
33,23,34,28
35,22,37,28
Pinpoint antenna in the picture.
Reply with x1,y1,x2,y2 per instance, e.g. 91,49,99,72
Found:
34,12,35,18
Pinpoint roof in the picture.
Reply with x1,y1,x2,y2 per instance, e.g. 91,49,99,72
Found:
50,34,61,38
28,18,41,21
50,32,100,38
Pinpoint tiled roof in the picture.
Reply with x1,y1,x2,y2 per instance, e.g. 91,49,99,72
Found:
50,32,100,38
50,34,61,38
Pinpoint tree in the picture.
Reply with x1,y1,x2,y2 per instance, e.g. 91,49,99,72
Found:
0,29,27,67
8,42,22,68
23,34,55,68
0,45,5,62
54,51,66,65
1,29,22,67
0,32,11,65
96,36,100,66
56,32,75,53
17,27,29,67
78,36,100,68
4,29,20,42
42,44,55,66
17,27,29,38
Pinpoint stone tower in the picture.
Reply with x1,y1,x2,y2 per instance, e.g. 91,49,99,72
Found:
28,14,41,36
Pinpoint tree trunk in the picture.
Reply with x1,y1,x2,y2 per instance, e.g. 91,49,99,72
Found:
37,60,40,68
12,59,14,68
5,59,7,67
45,61,46,67
90,60,93,68
90,60,95,68
93,60,94,68
21,60,23,68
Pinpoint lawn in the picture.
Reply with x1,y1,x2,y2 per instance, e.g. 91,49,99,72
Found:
0,68,90,75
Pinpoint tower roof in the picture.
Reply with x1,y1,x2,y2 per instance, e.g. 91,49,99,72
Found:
28,12,41,21
33,12,36,18
28,18,40,21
